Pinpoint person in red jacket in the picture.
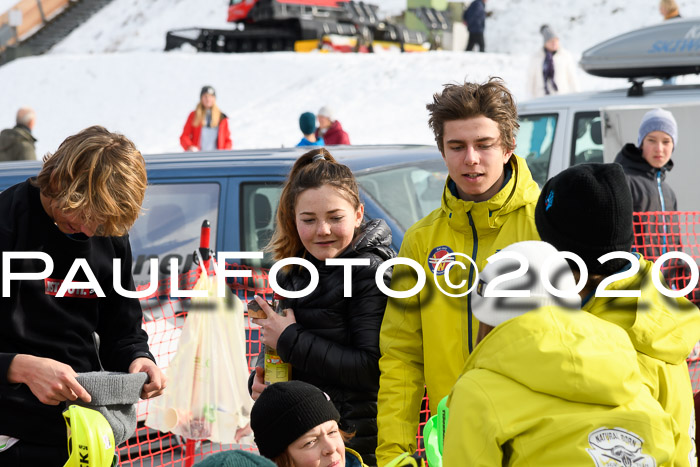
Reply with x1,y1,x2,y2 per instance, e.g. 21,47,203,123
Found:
316,106,350,145
180,86,232,151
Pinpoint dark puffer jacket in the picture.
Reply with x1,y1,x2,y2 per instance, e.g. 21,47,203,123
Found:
252,218,394,466
614,144,687,289
614,143,677,213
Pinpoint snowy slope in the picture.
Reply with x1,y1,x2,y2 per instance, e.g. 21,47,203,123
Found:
1,0,700,158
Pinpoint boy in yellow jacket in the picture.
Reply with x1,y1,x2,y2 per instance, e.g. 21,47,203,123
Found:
376,78,540,465
536,163,700,466
444,240,678,466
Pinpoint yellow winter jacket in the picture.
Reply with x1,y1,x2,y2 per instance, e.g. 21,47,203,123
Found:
584,256,700,467
376,155,540,465
443,306,678,466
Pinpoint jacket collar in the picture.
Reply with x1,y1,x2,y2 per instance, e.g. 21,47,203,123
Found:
14,124,37,143
615,143,673,180
440,154,540,233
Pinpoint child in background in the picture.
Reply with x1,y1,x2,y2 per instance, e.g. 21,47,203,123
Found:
296,112,324,147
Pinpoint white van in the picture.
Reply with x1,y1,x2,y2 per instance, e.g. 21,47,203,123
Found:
515,18,700,212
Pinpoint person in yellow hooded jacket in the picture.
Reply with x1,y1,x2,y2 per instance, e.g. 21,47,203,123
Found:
376,78,540,465
444,240,678,466
536,162,700,466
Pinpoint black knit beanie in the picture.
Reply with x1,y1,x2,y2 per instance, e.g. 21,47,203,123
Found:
250,381,340,459
535,163,633,275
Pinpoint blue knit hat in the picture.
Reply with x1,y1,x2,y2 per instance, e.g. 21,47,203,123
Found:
637,108,677,149
299,112,317,135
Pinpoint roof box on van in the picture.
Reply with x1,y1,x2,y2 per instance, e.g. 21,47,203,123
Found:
580,18,700,79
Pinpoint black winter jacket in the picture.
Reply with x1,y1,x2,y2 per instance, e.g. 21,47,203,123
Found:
615,143,677,213
614,144,687,289
251,218,394,466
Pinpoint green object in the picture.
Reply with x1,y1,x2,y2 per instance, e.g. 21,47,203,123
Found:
385,452,426,467
422,395,449,467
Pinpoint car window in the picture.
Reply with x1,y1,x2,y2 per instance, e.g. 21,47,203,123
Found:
571,111,604,167
129,183,220,286
516,113,558,187
356,160,447,231
240,182,283,268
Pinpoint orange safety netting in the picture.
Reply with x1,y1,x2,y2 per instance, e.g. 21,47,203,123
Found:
632,211,700,306
120,212,700,464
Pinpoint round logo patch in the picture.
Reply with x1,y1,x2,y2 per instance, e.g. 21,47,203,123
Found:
428,245,454,276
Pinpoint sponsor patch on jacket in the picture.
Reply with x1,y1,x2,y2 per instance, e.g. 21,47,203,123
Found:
427,246,454,276
44,278,97,298
586,427,655,466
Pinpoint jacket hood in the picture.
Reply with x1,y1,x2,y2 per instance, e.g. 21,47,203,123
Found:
340,217,394,261
615,143,673,180
440,154,540,234
583,257,700,364
467,306,643,406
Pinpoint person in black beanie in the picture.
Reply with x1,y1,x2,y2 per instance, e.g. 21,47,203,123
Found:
535,162,633,276
250,381,368,467
535,162,700,466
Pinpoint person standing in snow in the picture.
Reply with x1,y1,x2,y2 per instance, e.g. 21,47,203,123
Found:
526,24,579,99
316,106,350,145
0,108,37,162
180,85,233,152
659,0,681,20
296,112,324,147
463,0,486,52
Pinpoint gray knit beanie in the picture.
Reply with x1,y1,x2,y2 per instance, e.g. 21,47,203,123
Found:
540,24,557,43
317,105,335,121
73,371,148,445
637,108,678,149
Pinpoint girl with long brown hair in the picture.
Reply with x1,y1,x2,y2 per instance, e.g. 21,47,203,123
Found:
249,148,394,466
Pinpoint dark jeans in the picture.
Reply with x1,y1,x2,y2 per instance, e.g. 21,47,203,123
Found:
0,441,68,466
466,32,485,51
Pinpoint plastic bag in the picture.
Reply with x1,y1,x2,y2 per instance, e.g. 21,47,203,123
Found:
145,265,253,443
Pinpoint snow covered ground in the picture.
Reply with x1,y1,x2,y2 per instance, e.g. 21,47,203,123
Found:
1,0,700,158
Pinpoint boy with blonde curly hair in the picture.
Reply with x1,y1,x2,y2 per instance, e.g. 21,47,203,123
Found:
0,126,165,465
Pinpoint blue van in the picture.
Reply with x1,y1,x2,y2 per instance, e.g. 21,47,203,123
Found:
0,144,446,285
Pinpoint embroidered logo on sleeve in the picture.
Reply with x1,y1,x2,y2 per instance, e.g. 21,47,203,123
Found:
586,427,656,467
45,278,98,298
427,246,454,276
